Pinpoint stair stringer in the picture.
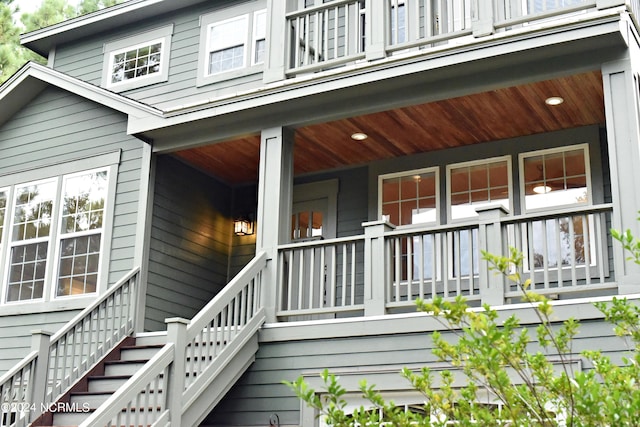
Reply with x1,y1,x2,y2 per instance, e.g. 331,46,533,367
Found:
181,332,259,427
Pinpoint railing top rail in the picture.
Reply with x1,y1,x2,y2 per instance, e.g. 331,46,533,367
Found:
501,203,613,224
78,343,174,427
49,266,140,345
494,1,598,29
278,234,366,250
286,0,357,19
384,219,481,238
187,251,267,339
0,350,37,385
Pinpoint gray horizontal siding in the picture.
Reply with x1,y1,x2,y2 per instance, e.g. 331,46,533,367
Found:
205,316,631,426
0,86,146,374
144,155,233,332
53,0,266,111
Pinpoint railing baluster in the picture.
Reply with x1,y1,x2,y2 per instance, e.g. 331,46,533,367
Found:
350,241,356,306
394,237,401,302
330,245,337,307
555,217,564,287
583,214,592,286
418,234,425,301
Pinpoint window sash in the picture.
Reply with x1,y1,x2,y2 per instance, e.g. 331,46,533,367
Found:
1,168,109,304
379,167,439,227
109,39,164,86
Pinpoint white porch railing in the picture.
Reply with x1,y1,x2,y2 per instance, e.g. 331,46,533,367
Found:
277,237,365,319
276,204,615,319
79,252,268,427
0,267,139,427
285,0,599,75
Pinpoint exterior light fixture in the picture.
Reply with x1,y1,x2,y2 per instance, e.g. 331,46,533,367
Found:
351,132,368,141
545,96,564,106
533,184,552,194
234,218,254,236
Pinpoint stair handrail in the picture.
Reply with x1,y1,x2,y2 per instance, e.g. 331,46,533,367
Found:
0,267,140,426
76,252,268,427
180,251,268,412
0,351,39,427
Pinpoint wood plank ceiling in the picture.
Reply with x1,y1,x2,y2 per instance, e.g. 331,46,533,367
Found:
173,71,605,185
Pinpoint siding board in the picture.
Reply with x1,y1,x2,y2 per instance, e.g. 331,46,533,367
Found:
144,155,233,331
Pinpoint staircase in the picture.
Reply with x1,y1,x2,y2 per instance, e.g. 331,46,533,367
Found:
0,252,268,427
32,334,166,427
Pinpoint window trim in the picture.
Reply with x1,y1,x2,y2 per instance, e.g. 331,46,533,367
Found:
446,156,513,223
196,6,266,87
101,25,173,92
378,166,440,228
0,153,119,314
518,143,592,214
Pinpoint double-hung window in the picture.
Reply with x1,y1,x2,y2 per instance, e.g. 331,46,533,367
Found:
0,165,113,307
102,25,173,92
198,7,267,86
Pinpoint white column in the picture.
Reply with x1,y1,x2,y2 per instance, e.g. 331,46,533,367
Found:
602,55,640,293
476,205,508,306
256,127,295,322
263,0,289,83
365,0,387,61
363,220,394,316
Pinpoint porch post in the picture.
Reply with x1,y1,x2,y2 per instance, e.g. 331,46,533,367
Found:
165,317,189,427
473,0,495,37
256,127,294,322
602,55,640,293
263,0,289,83
30,330,52,417
476,205,508,306
363,220,394,316
365,0,387,61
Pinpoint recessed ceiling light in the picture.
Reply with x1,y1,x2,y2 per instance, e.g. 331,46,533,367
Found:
351,132,368,141
545,96,564,106
533,184,552,194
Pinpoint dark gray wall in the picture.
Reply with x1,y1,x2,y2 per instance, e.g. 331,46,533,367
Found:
145,155,233,331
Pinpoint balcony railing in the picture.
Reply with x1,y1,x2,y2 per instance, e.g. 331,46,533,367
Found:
285,0,599,76
276,204,615,320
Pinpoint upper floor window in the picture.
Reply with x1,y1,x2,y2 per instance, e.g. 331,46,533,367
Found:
379,168,438,226
447,157,511,221
0,166,114,305
197,6,267,86
101,25,173,92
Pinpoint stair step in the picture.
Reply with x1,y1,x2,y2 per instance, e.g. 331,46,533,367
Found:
119,345,163,361
104,359,148,376
133,332,167,347
87,375,131,393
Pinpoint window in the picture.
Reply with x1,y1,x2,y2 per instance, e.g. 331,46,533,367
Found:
520,145,589,211
519,145,593,270
101,25,173,92
1,167,111,304
448,157,511,221
379,168,438,227
197,7,267,86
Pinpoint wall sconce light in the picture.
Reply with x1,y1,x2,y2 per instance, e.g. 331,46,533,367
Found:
234,218,254,236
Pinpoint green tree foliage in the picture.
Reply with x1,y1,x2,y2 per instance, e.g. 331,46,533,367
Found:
287,244,640,426
0,0,122,84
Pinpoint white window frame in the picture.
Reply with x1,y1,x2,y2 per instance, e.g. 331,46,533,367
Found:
518,144,597,274
0,152,119,315
378,167,440,228
197,5,267,87
518,143,592,214
446,156,513,223
101,25,174,92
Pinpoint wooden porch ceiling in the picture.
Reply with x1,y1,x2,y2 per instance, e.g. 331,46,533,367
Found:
173,71,605,185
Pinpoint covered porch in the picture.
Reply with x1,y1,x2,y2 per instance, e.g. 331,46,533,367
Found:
161,65,638,323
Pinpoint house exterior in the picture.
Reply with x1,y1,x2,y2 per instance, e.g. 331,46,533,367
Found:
1,0,640,425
